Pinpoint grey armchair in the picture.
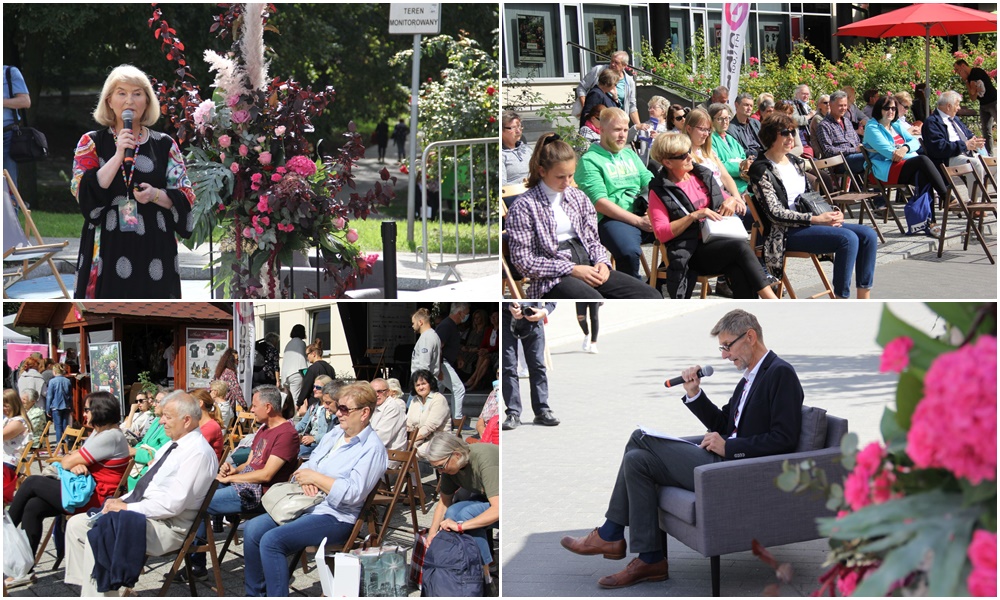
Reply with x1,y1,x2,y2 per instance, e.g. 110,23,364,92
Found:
656,408,848,596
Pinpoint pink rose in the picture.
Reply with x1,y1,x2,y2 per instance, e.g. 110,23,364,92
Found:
219,152,226,161
974,56,984,66
259,151,272,165
879,336,913,373
871,470,897,504
232,109,250,124
274,126,286,136
230,162,240,174
271,173,283,182
843,470,871,511
346,229,359,244
242,226,254,238
257,196,270,213
836,570,860,597
239,144,249,157
227,94,241,108
250,172,263,191
218,134,232,148
365,253,379,267
334,217,346,230
968,530,997,597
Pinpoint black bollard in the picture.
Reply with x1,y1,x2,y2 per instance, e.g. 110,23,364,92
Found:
381,221,397,299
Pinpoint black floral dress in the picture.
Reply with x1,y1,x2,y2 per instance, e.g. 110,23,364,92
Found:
71,129,195,298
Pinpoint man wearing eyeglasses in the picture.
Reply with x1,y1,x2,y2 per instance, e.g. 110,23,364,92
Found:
817,90,866,174
560,309,803,589
368,377,408,455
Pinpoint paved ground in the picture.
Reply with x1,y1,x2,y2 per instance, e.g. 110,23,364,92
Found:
499,302,948,597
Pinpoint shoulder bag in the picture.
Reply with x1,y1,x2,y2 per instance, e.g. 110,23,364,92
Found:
796,191,838,216
669,190,748,243
261,481,326,525
4,67,48,163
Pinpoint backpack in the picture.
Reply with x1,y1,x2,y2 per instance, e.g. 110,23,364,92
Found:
420,531,483,597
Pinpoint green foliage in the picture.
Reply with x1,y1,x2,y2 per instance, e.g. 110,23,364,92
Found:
135,371,159,396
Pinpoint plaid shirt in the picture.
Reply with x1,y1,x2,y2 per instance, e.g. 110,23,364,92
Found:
816,113,861,157
506,185,609,298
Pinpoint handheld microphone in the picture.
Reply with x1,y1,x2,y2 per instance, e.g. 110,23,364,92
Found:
122,109,135,165
664,365,714,388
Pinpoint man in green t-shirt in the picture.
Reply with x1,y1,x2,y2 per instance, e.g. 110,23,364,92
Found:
574,108,654,280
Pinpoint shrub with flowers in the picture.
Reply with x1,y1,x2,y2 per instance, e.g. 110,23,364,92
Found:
149,3,395,297
772,303,997,596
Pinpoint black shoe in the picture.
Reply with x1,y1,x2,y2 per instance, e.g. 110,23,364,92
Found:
713,277,733,298
533,410,560,426
176,564,208,583
502,414,521,430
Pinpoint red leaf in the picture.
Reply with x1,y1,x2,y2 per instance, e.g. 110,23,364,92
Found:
751,540,779,569
175,41,185,51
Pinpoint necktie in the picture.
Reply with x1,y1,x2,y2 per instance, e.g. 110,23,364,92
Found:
730,377,750,438
950,117,971,155
126,442,178,503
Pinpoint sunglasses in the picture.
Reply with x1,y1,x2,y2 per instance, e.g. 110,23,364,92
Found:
373,388,389,395
884,106,897,112
336,405,363,416
313,385,323,390
779,129,796,137
899,104,911,110
719,331,749,353
666,151,692,161
674,115,685,121
503,125,523,131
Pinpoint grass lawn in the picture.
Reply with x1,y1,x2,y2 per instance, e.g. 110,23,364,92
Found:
26,210,498,255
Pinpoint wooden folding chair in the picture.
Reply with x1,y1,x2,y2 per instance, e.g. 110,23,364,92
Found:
746,198,836,299
857,148,907,235
154,479,225,597
935,162,997,264
373,445,421,542
232,410,258,439
42,425,88,464
810,153,887,243
978,155,997,199
13,442,34,490
452,415,467,436
287,485,382,579
500,193,526,299
646,239,717,298
352,347,387,380
3,169,72,298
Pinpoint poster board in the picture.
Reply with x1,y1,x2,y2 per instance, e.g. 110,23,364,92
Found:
517,14,546,65
186,328,230,390
5,343,48,371
593,18,618,57
88,342,124,414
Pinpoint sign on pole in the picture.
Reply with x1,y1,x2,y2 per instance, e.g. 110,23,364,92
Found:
390,3,442,243
389,3,441,35
721,3,751,106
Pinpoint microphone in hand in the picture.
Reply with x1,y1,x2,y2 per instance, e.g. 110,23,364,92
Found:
122,109,135,165
664,365,714,388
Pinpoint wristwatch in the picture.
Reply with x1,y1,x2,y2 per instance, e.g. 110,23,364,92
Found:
457,521,464,533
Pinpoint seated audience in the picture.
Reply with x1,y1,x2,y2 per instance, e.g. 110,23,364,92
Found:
816,90,866,175
749,113,878,299
647,133,776,300
752,93,774,121
502,111,530,186
209,380,233,429
425,435,499,585
645,95,670,134
776,101,807,156
893,91,922,136
121,392,155,446
298,339,336,409
242,382,386,597
406,369,452,458
299,378,339,459
667,104,688,133
369,377,408,454
921,90,988,184
685,108,743,200
3,389,32,506
128,390,171,490
580,68,622,129
507,132,661,299
63,391,218,596
863,95,948,229
472,382,500,445
465,311,499,391
708,103,750,196
187,385,299,579
730,93,763,156
808,94,831,158
8,392,130,579
21,389,46,449
192,389,224,460
579,103,605,145
575,108,655,280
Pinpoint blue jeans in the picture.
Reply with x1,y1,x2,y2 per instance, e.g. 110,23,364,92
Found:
190,484,246,569
50,409,71,449
842,152,866,177
597,218,646,279
243,512,353,597
784,223,877,298
445,500,494,565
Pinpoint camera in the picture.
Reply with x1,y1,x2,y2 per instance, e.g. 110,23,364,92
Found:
521,306,535,317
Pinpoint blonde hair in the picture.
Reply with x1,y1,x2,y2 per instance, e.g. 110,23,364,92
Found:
93,65,160,128
209,379,229,398
684,108,714,158
337,382,377,418
650,132,691,165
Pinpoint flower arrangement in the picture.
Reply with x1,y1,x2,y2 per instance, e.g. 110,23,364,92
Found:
769,303,996,596
149,3,395,297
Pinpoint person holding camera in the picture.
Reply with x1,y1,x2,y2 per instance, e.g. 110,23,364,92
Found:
501,302,559,431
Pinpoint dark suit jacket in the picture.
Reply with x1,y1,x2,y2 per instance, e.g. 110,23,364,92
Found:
580,88,619,128
683,351,803,460
921,110,973,166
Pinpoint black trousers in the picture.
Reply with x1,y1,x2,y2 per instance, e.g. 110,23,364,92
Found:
8,474,65,555
605,429,722,554
576,303,600,341
897,155,947,222
543,270,662,299
683,238,768,299
501,310,548,418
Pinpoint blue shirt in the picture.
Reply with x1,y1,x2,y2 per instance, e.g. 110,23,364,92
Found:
3,65,29,128
300,424,386,523
46,376,72,411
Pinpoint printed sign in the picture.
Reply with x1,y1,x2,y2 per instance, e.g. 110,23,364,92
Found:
88,342,124,414
186,328,230,390
517,14,546,65
721,3,751,104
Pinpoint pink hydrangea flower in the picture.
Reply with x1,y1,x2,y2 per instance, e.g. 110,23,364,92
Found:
836,570,860,597
232,109,250,124
271,173,283,183
871,469,897,504
907,335,997,484
259,151,272,165
843,470,871,511
968,530,997,597
855,442,885,478
879,336,913,373
286,155,317,177
346,229,359,244
218,135,232,148
239,144,249,157
230,162,240,174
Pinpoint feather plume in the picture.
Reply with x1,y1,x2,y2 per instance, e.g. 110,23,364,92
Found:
241,3,270,92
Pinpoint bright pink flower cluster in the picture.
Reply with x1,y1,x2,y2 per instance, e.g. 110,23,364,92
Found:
285,155,317,177
907,335,997,484
968,530,996,597
879,336,913,373
277,222,295,233
843,442,900,511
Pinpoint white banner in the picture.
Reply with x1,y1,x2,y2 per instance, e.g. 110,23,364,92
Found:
721,3,751,106
234,302,255,406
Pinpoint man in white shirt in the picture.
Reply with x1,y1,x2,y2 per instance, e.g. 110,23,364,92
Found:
369,377,408,456
922,90,987,186
64,391,218,597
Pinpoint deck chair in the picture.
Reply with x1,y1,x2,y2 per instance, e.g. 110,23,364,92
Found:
810,153,887,243
647,239,718,298
153,479,226,597
746,198,836,299
500,192,526,299
3,169,72,298
935,162,997,264
373,445,421,542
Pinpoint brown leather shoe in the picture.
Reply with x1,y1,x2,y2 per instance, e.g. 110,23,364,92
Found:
560,528,626,560
597,557,669,589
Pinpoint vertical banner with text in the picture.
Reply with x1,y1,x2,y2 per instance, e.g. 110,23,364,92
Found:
235,302,255,408
721,4,751,106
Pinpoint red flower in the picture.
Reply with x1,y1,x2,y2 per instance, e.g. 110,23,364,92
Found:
488,116,496,123
486,86,496,96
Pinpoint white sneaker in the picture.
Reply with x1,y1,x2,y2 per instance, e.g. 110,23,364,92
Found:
582,337,591,352
589,343,599,354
